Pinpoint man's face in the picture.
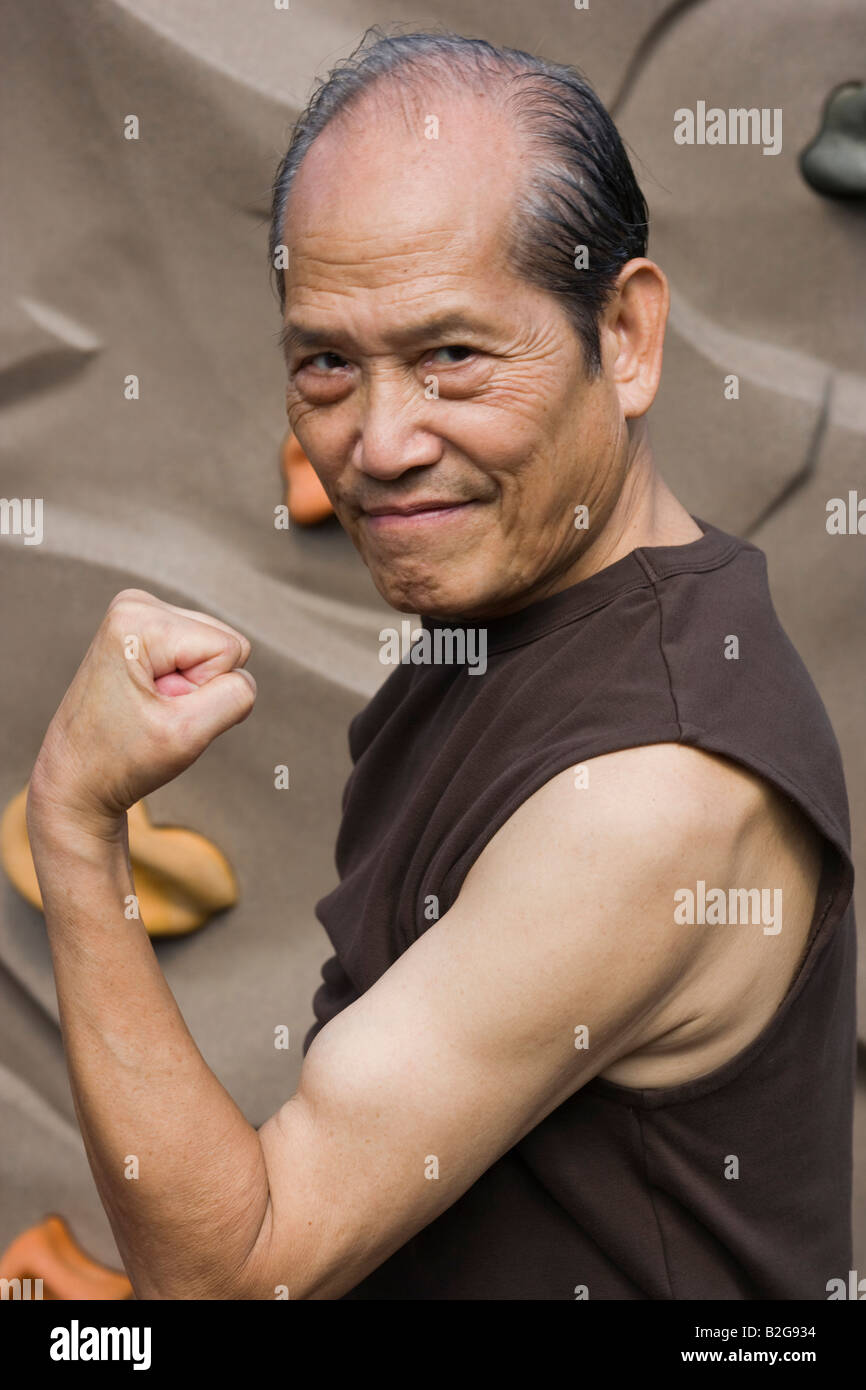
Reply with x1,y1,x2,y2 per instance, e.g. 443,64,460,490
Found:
280,90,630,619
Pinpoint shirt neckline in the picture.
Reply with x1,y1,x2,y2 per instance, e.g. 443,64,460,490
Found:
420,515,744,656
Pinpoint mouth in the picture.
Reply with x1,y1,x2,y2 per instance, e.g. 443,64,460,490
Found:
362,500,478,530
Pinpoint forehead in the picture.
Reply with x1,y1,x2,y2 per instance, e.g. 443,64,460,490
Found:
281,86,525,304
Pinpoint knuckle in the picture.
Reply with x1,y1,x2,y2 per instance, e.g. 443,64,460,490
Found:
106,595,151,634
105,604,142,642
219,630,248,668
108,587,150,612
217,625,248,660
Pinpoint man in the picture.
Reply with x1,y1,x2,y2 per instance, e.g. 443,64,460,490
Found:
27,31,855,1299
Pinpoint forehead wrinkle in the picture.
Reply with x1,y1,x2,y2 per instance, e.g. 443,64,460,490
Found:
285,219,515,327
286,233,500,328
287,240,471,289
288,224,463,262
285,263,478,332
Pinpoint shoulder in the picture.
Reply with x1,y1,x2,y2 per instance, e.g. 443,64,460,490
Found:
490,740,818,857
470,742,776,876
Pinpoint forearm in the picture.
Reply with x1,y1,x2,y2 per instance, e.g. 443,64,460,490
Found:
28,795,270,1299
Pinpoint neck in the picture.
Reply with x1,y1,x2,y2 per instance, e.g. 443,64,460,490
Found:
551,437,702,594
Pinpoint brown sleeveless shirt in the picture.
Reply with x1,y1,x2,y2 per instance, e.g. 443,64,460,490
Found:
303,517,857,1299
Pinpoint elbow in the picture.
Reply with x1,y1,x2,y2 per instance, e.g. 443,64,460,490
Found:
126,1215,277,1302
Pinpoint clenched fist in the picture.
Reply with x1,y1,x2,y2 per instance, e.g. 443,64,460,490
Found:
27,590,256,843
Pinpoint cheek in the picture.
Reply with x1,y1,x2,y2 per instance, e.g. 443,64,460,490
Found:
447,395,554,483
467,369,589,466
459,413,559,505
287,411,346,484
473,395,610,533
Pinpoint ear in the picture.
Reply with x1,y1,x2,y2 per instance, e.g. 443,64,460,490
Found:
599,259,669,419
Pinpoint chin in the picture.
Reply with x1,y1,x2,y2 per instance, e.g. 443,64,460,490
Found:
392,587,498,623
371,570,475,620
366,532,513,616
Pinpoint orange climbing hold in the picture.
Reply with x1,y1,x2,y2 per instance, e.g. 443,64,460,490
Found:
281,430,334,525
0,1216,132,1300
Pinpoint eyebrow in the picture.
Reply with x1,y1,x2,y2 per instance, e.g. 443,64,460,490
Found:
278,311,496,362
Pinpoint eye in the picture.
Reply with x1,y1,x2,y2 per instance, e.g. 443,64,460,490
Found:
429,345,476,365
300,351,348,371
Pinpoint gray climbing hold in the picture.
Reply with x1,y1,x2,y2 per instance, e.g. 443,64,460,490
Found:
799,81,866,198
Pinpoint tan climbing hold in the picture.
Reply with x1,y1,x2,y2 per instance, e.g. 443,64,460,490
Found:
0,1215,132,1300
1,786,238,936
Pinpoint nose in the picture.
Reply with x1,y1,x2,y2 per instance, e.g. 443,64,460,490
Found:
353,372,444,481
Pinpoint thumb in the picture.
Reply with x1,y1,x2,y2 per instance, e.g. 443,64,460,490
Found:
165,668,257,753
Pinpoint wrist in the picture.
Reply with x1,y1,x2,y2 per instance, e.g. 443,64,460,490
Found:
26,765,128,862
